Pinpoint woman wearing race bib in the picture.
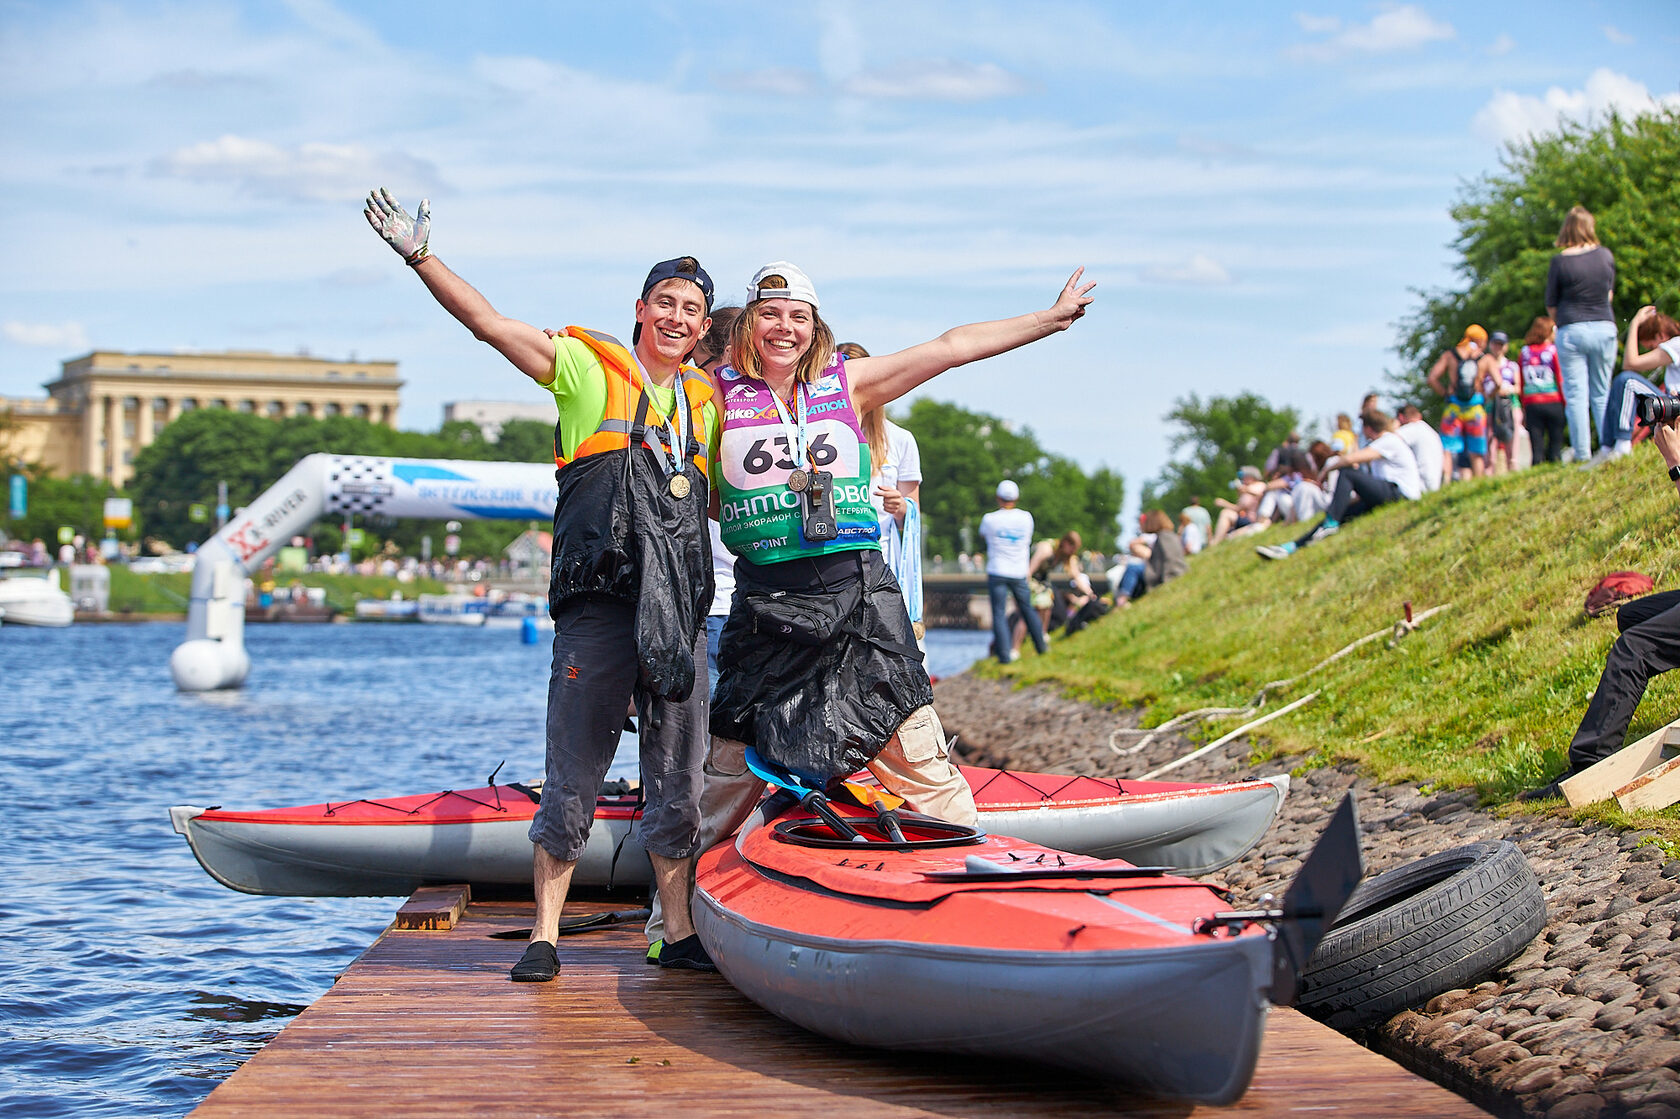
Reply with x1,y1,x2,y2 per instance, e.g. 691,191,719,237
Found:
1519,316,1567,465
700,261,1094,838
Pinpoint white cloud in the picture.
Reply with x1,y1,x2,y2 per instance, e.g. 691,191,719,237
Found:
1291,4,1455,61
841,60,1029,101
1139,254,1233,287
714,68,820,96
149,135,444,203
1294,13,1342,35
716,59,1029,102
1603,25,1635,46
1488,34,1515,56
1473,68,1680,144
3,320,90,350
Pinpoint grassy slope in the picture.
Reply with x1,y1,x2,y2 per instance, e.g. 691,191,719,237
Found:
993,445,1680,831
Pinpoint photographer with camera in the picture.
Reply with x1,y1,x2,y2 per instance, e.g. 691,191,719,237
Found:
1520,384,1680,801
1590,307,1680,464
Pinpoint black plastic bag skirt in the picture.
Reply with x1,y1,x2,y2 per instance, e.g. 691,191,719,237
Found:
710,549,931,787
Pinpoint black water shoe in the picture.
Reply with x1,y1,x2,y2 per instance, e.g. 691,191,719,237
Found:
656,934,717,972
510,940,559,982
1515,779,1565,803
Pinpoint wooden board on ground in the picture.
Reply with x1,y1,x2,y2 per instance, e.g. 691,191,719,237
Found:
191,897,1488,1118
1616,753,1680,812
1562,717,1680,807
392,883,470,930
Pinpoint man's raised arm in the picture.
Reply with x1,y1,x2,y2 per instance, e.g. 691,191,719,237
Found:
364,188,555,384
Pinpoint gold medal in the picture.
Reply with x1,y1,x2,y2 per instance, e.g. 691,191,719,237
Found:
669,473,691,499
787,468,809,493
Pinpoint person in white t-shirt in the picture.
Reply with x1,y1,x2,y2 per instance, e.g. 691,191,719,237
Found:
1397,405,1446,493
1256,410,1421,560
1593,307,1680,464
979,480,1046,663
843,342,927,647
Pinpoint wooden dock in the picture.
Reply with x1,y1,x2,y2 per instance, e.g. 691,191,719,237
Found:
192,894,1488,1117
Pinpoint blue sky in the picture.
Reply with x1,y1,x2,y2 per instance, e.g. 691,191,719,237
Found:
3,1,1676,524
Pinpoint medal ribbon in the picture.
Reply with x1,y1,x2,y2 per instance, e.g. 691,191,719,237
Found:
627,350,691,479
767,381,811,473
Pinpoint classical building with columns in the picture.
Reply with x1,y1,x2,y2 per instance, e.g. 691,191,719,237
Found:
0,349,402,489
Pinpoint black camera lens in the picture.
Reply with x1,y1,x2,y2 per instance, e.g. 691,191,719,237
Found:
1636,394,1680,426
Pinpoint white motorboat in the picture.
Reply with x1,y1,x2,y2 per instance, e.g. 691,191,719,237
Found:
416,592,488,626
0,570,76,627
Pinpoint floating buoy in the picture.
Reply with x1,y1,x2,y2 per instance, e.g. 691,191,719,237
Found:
520,616,539,645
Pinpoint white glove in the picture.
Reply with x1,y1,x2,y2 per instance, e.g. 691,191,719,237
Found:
363,188,431,266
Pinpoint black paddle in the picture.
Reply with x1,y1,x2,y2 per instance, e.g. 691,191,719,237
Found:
743,747,868,843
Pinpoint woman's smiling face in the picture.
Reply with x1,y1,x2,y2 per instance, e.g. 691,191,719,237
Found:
751,298,815,379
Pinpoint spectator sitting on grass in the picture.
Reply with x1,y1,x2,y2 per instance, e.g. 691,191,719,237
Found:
1397,405,1446,493
1178,509,1206,555
1211,466,1266,543
1330,413,1357,457
1181,496,1212,541
1292,441,1335,523
1112,510,1188,604
1592,307,1680,465
1256,444,1312,526
1255,410,1422,561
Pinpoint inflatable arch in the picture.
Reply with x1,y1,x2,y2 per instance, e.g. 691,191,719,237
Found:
171,454,556,691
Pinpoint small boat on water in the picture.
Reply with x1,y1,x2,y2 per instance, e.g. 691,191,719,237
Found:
416,592,488,626
0,570,75,627
167,765,1286,897
693,790,1359,1104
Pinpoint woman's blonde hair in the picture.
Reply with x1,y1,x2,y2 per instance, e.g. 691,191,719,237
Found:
838,342,889,468
728,272,836,386
1556,205,1599,249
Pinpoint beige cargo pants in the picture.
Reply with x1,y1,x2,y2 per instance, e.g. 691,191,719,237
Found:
646,704,977,945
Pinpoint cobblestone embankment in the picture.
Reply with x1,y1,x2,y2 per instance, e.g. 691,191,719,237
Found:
934,674,1680,1119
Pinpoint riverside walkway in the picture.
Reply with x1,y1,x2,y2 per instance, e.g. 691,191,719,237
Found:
191,892,1486,1117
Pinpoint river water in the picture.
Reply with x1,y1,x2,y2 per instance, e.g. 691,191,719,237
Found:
0,621,990,1117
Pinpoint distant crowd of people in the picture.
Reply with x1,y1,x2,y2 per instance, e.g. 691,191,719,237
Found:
1145,204,1680,564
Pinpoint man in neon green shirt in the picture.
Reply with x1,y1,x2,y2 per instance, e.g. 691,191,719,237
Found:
364,188,721,981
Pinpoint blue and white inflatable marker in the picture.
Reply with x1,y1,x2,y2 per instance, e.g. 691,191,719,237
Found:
171,454,557,692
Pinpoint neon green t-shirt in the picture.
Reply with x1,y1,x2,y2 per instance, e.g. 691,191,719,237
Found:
545,335,720,466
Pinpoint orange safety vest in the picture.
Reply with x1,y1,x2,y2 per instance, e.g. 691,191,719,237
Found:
554,327,713,474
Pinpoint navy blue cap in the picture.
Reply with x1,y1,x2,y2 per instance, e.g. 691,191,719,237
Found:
641,257,713,310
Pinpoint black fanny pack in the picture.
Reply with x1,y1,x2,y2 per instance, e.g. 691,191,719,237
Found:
743,580,864,646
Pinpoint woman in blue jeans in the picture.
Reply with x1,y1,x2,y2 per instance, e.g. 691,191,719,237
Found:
1545,205,1618,462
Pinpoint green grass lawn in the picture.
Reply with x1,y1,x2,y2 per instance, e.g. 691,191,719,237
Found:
104,567,451,614
991,445,1680,834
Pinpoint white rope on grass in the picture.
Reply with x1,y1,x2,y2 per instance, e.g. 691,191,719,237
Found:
1141,691,1321,780
1109,602,1452,765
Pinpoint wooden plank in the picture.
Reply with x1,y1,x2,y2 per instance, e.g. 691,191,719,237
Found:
391,884,470,930
1561,718,1680,806
191,898,1487,1118
1617,753,1680,812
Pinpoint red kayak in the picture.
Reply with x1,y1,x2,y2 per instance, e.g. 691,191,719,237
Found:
168,765,1287,897
694,790,1340,1104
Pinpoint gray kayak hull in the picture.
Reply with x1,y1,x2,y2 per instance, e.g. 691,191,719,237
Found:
168,773,1287,897
693,869,1274,1104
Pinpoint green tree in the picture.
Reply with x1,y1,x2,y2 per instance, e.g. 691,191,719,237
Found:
493,419,557,465
1139,392,1300,518
898,398,1124,558
1393,108,1680,410
128,410,281,546
2,467,124,546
